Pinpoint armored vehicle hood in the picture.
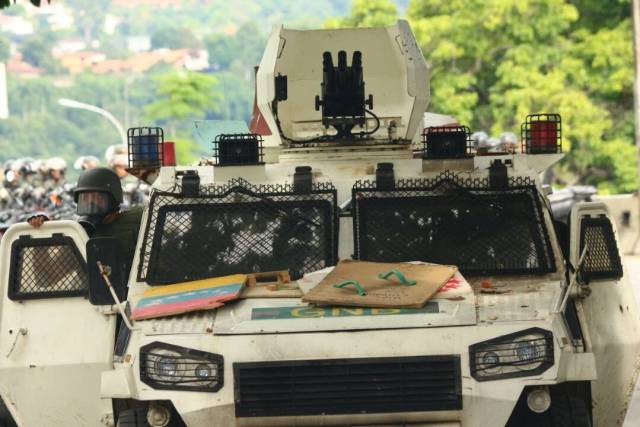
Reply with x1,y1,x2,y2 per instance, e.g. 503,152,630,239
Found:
132,271,563,336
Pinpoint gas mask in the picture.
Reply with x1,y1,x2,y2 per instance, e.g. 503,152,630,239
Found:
78,216,99,236
76,192,115,236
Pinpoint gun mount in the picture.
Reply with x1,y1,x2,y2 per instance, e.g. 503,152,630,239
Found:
255,20,429,148
314,50,374,139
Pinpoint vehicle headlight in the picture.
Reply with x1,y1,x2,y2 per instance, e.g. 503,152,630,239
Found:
469,328,554,381
140,342,224,392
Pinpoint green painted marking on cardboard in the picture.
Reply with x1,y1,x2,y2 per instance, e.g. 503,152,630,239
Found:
250,302,439,320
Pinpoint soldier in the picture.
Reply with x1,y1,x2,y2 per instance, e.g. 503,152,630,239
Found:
43,157,67,190
5,159,24,191
28,167,143,275
28,159,45,187
105,144,146,208
105,145,129,179
499,132,518,153
15,158,38,187
74,155,100,171
471,131,490,154
0,160,12,209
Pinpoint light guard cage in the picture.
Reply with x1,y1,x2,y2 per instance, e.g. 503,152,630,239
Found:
422,126,473,159
520,113,562,154
212,133,264,166
127,127,164,168
469,328,554,381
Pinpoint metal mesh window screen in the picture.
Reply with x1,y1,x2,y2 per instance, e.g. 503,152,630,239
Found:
139,178,338,285
352,171,556,276
579,216,623,281
8,235,88,300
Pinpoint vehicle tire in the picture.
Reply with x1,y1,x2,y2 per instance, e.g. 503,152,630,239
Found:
116,408,151,427
550,393,592,427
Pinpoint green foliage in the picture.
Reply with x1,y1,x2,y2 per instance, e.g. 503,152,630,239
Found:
2,0,636,194
326,0,636,193
150,27,200,50
215,71,254,121
204,22,266,71
0,0,45,10
570,0,630,31
0,36,10,63
0,75,123,168
69,0,110,44
409,0,636,193
0,0,350,169
146,72,220,125
145,72,220,164
20,31,60,72
172,136,199,165
145,72,220,160
204,33,237,70
326,0,398,28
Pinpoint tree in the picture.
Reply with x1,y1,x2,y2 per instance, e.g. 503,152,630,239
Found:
151,27,200,50
325,0,636,193
67,0,111,45
213,71,253,122
325,0,398,28
20,32,60,73
204,22,266,71
0,0,46,10
204,33,238,70
145,72,220,161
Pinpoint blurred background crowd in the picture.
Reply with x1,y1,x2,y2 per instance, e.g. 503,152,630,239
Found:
0,143,146,232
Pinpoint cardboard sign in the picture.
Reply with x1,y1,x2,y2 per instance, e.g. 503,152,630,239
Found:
302,260,456,308
132,274,247,320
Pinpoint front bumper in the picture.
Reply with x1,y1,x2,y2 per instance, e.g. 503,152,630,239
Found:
102,321,589,427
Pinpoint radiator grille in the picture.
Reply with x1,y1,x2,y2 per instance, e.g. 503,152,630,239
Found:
234,355,461,417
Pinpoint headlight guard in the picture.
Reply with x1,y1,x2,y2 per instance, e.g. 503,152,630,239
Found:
469,327,554,381
140,342,224,392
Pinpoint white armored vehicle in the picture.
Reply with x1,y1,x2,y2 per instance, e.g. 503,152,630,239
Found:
1,21,639,427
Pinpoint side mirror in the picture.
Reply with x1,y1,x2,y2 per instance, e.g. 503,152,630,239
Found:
87,237,127,305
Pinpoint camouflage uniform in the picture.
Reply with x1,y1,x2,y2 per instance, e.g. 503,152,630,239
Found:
93,206,144,276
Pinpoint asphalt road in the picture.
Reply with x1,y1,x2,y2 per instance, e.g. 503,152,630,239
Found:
622,255,640,427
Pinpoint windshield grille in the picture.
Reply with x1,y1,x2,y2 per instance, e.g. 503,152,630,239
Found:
352,171,556,276
138,178,338,285
9,234,88,300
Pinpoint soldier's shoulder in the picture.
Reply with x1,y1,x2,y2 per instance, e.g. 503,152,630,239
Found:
117,206,144,226
120,206,144,218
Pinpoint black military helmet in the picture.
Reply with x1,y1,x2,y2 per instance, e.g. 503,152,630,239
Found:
74,167,123,206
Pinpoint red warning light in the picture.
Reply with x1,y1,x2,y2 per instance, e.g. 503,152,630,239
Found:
521,114,562,154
